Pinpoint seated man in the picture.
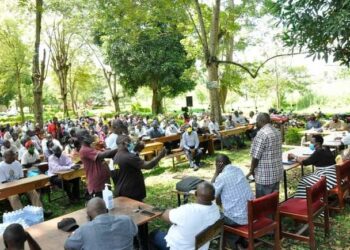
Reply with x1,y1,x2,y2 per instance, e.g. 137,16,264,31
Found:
64,197,137,250
211,154,254,249
148,121,164,139
305,114,322,130
48,146,81,203
21,140,40,168
1,140,18,157
323,114,347,131
41,134,62,154
0,149,43,210
181,126,202,171
208,117,220,136
3,223,41,250
150,182,220,250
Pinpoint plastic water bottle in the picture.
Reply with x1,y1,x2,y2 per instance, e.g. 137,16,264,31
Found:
103,184,114,210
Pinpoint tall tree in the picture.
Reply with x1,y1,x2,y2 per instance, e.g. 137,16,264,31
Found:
107,28,195,114
47,21,75,118
187,0,297,120
0,20,31,123
31,0,48,128
271,0,350,66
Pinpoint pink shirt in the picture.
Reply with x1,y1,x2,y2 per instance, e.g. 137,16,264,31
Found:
79,145,110,193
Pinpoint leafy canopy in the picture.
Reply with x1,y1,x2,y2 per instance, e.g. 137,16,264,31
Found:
270,0,350,66
107,26,195,98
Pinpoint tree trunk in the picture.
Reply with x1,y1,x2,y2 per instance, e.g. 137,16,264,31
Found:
207,62,221,121
219,85,228,113
31,0,44,128
112,95,121,112
151,83,163,114
16,72,25,123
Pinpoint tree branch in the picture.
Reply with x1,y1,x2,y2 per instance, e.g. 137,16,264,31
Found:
215,52,307,78
193,0,210,60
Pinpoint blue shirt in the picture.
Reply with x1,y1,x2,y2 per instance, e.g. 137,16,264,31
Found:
306,120,321,130
64,214,137,250
213,164,254,225
181,131,199,150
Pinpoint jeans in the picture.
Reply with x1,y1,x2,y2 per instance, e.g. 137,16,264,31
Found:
255,182,280,198
149,230,169,250
184,147,202,166
223,216,242,248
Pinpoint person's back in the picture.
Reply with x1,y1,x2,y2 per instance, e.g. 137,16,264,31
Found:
253,123,283,182
64,214,137,250
165,202,220,250
213,164,253,225
65,197,137,250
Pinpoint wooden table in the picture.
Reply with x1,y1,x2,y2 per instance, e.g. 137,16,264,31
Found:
0,197,161,250
0,175,50,200
140,141,164,158
56,168,85,181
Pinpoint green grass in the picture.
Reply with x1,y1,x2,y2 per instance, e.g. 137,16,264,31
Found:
1,141,350,249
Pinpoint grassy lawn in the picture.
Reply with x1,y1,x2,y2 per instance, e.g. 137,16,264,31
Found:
2,142,350,249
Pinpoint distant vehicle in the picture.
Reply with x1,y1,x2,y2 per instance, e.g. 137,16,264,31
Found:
0,112,6,117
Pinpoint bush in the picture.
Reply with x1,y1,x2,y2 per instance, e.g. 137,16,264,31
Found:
285,127,303,145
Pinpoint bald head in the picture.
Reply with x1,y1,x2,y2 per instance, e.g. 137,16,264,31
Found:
196,182,215,205
256,113,271,129
86,197,107,220
3,223,27,249
4,149,15,164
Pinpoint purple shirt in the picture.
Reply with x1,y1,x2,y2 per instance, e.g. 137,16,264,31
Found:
48,154,73,177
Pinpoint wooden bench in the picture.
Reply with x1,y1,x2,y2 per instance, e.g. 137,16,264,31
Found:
0,175,50,200
140,142,164,159
218,125,250,149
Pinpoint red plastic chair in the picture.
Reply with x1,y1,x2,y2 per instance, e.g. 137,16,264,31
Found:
224,192,280,250
279,177,329,250
328,160,350,211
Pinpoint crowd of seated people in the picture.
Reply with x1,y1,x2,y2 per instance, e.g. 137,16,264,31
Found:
1,111,350,250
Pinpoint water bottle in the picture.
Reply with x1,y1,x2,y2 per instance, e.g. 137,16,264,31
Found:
103,184,114,210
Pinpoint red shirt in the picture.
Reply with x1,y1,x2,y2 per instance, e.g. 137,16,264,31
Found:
79,145,110,193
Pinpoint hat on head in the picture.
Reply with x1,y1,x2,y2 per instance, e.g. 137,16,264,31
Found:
25,140,34,149
57,218,79,232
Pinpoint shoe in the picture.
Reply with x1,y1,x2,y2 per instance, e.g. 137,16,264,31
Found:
193,165,199,171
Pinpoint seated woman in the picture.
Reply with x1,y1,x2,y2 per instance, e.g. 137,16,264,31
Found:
291,134,336,198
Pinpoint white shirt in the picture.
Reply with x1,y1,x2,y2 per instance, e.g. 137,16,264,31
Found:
134,127,148,138
41,138,62,152
165,203,220,250
165,125,179,136
21,150,39,165
0,160,23,183
208,121,219,134
105,133,118,149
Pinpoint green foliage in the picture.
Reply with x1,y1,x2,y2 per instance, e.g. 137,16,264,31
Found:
285,127,303,145
295,91,327,111
271,0,350,66
106,26,195,112
131,102,151,114
0,19,31,108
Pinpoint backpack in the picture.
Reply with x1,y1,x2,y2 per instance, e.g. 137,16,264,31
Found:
176,176,204,192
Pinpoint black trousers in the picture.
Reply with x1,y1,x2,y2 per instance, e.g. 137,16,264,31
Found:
50,175,80,201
